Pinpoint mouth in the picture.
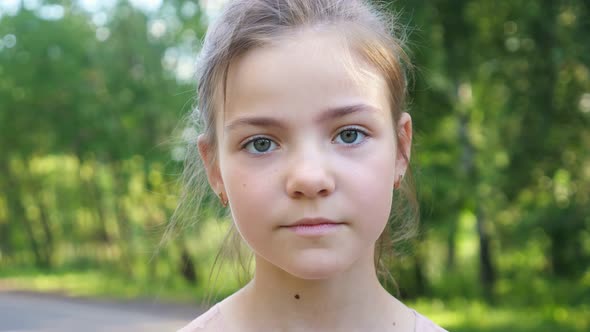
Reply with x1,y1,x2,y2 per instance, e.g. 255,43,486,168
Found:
281,218,345,236
283,217,344,228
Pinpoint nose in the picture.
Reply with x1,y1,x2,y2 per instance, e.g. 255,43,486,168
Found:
285,149,335,199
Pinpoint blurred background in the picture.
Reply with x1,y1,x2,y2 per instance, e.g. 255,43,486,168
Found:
0,0,589,331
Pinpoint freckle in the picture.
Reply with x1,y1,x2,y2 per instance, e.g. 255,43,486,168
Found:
294,294,300,299
392,322,396,326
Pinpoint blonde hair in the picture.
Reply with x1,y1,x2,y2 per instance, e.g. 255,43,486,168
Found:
168,0,418,301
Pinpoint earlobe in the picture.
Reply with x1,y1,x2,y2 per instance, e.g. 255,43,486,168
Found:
197,134,224,193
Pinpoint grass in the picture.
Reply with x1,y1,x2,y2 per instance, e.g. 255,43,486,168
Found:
0,268,201,304
411,298,589,332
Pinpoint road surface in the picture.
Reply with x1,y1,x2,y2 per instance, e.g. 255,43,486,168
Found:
0,291,202,332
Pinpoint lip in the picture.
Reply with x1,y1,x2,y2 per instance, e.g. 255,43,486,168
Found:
283,217,344,227
281,218,345,237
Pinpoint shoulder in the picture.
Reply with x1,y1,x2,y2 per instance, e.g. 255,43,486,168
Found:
177,304,225,332
413,310,448,332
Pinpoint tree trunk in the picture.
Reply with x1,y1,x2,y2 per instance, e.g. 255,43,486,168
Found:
0,159,47,268
114,171,132,276
446,221,457,270
476,205,495,299
180,246,197,284
37,197,54,268
459,105,496,299
413,243,427,296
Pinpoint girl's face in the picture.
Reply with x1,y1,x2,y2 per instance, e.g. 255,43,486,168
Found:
200,30,411,280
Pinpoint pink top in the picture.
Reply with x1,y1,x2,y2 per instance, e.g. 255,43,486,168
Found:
178,303,447,332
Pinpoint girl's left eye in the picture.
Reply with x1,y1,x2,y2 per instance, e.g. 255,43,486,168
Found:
333,128,367,145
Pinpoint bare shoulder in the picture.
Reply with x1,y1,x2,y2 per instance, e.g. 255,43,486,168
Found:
413,310,448,332
177,304,225,332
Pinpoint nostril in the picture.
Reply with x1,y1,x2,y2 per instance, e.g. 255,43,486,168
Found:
292,189,328,199
286,168,335,198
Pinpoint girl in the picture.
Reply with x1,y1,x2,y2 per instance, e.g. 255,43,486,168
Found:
176,0,447,331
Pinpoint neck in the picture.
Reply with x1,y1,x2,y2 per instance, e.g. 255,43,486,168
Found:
231,246,401,331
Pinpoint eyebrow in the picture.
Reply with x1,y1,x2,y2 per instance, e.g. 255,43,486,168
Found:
224,103,379,133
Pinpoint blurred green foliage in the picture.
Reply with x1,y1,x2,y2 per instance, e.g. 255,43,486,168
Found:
0,1,589,331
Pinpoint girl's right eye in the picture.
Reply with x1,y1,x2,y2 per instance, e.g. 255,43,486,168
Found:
242,137,278,154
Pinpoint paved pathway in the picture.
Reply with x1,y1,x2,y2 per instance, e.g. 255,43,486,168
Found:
0,291,201,332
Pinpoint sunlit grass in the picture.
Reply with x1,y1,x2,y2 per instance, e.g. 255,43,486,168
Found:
410,298,590,332
0,269,196,302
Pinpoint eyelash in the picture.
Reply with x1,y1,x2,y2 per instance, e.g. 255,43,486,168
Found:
241,135,278,155
332,126,369,146
240,126,370,155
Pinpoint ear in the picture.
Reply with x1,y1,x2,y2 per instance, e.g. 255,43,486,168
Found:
197,134,224,194
395,112,412,184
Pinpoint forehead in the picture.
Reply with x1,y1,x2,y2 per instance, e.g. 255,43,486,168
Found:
222,29,389,121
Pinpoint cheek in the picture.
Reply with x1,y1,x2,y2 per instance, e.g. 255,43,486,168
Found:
224,163,276,205
221,162,279,236
345,144,396,226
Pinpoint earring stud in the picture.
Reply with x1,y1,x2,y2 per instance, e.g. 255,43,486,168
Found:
219,192,228,207
394,176,402,190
